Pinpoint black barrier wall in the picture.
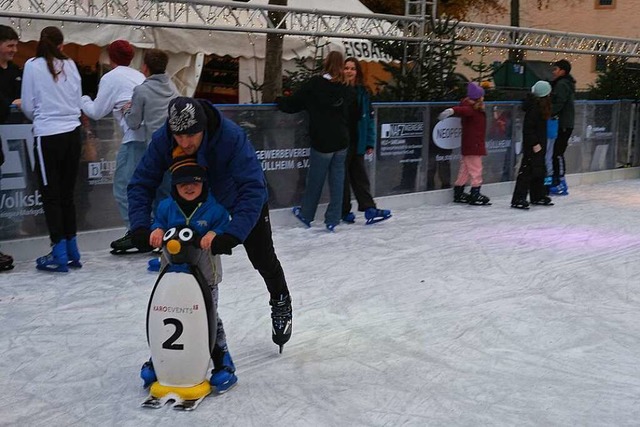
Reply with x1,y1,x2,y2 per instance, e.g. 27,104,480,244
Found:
0,100,636,241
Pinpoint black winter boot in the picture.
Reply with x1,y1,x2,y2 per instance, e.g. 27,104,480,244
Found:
453,186,470,203
469,187,491,205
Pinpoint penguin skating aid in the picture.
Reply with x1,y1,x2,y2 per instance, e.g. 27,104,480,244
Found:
141,225,220,411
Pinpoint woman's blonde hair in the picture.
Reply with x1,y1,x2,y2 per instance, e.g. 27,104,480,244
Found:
323,51,345,83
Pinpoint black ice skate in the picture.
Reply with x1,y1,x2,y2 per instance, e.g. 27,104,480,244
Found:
453,186,471,203
531,196,554,206
469,187,491,206
511,199,530,210
110,231,153,255
0,251,14,271
270,294,292,353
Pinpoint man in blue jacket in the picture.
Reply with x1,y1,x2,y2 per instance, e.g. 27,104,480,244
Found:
128,97,292,352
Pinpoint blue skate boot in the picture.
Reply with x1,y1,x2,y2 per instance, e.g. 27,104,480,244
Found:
140,359,156,388
342,212,356,223
210,345,238,393
66,236,82,268
364,207,392,224
292,206,311,228
147,257,161,272
36,240,69,273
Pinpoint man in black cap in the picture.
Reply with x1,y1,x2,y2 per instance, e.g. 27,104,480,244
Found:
549,59,576,195
128,97,293,353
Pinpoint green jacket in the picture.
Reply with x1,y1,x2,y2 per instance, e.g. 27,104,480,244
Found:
353,85,376,155
551,74,576,129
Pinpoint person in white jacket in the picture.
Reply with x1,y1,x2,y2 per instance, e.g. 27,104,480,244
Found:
21,26,83,272
80,40,147,254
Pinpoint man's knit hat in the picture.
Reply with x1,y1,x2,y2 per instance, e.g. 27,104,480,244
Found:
466,82,485,100
531,80,552,98
170,156,207,186
168,97,207,135
107,40,134,66
553,59,572,74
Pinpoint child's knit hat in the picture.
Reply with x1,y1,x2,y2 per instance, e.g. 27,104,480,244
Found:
170,156,207,186
531,80,552,98
466,82,485,100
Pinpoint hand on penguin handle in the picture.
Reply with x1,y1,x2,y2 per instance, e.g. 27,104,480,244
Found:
200,231,216,250
210,233,240,255
438,108,454,121
149,228,164,248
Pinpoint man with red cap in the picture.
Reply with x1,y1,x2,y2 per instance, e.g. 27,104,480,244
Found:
80,40,148,254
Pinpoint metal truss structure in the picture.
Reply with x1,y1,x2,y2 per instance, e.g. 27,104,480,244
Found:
1,0,640,58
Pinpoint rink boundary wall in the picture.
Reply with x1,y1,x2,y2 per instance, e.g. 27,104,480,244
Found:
5,167,640,262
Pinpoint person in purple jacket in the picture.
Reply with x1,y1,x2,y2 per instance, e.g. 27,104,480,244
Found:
127,97,292,353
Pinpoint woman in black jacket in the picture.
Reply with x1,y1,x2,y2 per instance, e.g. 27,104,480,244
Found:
277,51,353,231
511,80,554,209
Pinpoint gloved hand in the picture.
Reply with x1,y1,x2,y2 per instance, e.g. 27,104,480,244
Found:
438,108,454,121
210,233,240,255
131,228,152,251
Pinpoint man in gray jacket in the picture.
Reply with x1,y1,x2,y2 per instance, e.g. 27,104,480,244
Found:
112,49,179,254
124,49,179,143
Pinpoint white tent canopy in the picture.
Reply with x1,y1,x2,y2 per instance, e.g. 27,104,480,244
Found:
1,0,389,101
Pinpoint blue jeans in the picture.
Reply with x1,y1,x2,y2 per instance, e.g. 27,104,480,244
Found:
114,141,146,229
300,148,347,226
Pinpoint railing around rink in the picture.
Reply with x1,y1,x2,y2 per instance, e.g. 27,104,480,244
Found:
0,100,637,241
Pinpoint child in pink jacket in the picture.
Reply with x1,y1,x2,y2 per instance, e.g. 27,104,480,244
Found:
438,82,490,205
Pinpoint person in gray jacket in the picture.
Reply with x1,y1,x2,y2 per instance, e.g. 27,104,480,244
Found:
124,49,179,143
112,49,179,254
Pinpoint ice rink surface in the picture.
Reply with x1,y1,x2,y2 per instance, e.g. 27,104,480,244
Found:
2,180,640,426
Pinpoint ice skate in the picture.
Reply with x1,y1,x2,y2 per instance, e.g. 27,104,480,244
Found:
453,186,471,203
36,240,69,273
210,345,238,394
147,257,161,272
364,207,392,225
469,187,491,206
0,251,14,271
66,236,82,268
110,231,153,255
140,359,157,388
270,294,292,353
511,199,530,210
342,212,356,223
531,196,554,206
292,206,311,228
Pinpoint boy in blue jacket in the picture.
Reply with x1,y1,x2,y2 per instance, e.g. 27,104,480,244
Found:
140,157,237,393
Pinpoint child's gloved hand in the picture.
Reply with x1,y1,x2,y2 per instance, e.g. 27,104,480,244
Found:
438,108,454,120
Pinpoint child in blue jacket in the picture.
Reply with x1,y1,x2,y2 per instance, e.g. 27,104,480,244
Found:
140,157,237,394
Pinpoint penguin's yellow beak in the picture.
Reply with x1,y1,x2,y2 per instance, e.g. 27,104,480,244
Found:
167,239,181,255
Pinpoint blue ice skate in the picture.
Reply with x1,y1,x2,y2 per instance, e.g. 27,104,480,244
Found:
140,359,157,388
292,206,311,228
66,236,82,269
364,208,392,225
210,347,238,393
342,212,356,223
36,240,69,273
